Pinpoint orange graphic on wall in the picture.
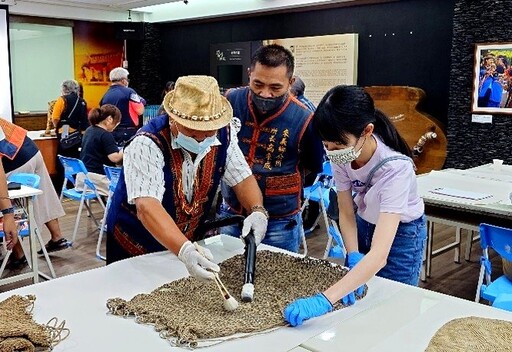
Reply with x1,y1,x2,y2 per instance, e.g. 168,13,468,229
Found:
73,21,123,109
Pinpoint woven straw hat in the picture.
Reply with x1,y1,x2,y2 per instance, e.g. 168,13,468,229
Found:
163,75,232,131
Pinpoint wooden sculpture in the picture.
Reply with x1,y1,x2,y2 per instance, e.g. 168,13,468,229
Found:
365,86,447,175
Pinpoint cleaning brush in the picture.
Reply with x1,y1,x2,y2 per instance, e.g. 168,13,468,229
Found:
212,272,239,311
241,231,256,302
193,242,239,311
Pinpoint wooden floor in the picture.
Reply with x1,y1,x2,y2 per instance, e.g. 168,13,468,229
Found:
0,200,503,304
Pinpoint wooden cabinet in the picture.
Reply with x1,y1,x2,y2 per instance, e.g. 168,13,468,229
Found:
27,131,58,176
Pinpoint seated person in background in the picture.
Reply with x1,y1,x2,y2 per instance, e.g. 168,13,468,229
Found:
0,155,18,253
77,104,123,197
0,117,69,268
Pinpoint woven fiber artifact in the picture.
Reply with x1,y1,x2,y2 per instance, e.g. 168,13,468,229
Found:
425,316,512,352
107,250,367,348
0,295,69,352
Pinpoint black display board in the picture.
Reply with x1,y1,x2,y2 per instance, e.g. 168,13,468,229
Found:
157,0,455,125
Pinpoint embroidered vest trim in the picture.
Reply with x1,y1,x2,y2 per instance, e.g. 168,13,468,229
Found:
0,118,27,160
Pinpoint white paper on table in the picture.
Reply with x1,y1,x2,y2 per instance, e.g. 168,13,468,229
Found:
417,170,512,205
429,187,493,201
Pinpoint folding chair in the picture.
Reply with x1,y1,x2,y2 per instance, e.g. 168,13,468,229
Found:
323,188,346,260
302,161,334,236
300,161,345,259
475,223,512,311
0,173,56,280
58,155,105,244
96,165,122,261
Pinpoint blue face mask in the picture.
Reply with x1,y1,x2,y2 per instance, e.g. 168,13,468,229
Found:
175,132,217,155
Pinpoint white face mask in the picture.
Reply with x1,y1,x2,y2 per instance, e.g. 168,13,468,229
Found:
176,132,216,155
326,137,366,165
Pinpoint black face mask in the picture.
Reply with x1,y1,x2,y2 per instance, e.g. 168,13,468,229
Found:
250,91,288,114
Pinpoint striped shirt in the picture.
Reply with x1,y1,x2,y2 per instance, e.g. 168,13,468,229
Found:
124,120,251,204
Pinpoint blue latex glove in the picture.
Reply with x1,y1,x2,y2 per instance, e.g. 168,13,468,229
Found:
283,293,333,327
341,251,365,306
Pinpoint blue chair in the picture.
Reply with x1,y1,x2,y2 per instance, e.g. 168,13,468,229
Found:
300,161,345,259
323,188,346,260
0,173,56,279
143,104,162,125
58,155,105,245
475,223,512,311
96,165,122,261
302,161,333,235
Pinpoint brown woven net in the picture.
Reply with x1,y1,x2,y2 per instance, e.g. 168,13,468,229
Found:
107,250,367,348
425,316,512,352
0,294,69,352
0,295,49,352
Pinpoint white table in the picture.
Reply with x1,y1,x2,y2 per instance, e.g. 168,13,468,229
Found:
300,282,512,352
416,165,512,279
0,185,43,286
417,168,512,218
2,235,509,351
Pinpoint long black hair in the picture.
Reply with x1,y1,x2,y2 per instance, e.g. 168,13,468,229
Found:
313,85,412,158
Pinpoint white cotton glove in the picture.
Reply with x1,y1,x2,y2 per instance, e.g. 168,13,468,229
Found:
177,241,220,281
242,211,268,246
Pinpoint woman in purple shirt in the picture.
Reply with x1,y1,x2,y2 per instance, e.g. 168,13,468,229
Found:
284,85,426,327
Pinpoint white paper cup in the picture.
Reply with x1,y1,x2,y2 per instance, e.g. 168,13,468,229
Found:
493,159,504,172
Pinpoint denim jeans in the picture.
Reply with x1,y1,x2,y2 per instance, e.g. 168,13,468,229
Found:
217,203,303,253
356,214,427,286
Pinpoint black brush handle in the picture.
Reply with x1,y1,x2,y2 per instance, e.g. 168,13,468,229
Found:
195,215,245,240
244,232,256,284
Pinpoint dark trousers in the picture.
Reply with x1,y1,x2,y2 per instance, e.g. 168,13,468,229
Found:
112,127,138,147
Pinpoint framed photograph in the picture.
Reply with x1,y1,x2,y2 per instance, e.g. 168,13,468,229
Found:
472,42,512,114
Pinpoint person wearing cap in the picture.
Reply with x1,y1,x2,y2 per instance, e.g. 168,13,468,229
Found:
218,44,325,253
100,67,145,146
106,75,268,281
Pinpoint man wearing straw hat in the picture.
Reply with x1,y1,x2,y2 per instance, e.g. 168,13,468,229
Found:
106,75,268,281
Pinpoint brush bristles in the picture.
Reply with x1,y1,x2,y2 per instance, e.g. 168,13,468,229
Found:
241,283,254,302
223,296,239,311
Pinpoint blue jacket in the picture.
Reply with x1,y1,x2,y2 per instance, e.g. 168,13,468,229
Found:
100,85,140,128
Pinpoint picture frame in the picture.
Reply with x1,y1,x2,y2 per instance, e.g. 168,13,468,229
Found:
472,42,512,114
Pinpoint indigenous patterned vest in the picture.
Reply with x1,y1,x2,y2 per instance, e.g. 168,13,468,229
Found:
222,87,313,218
107,116,228,259
0,118,27,160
